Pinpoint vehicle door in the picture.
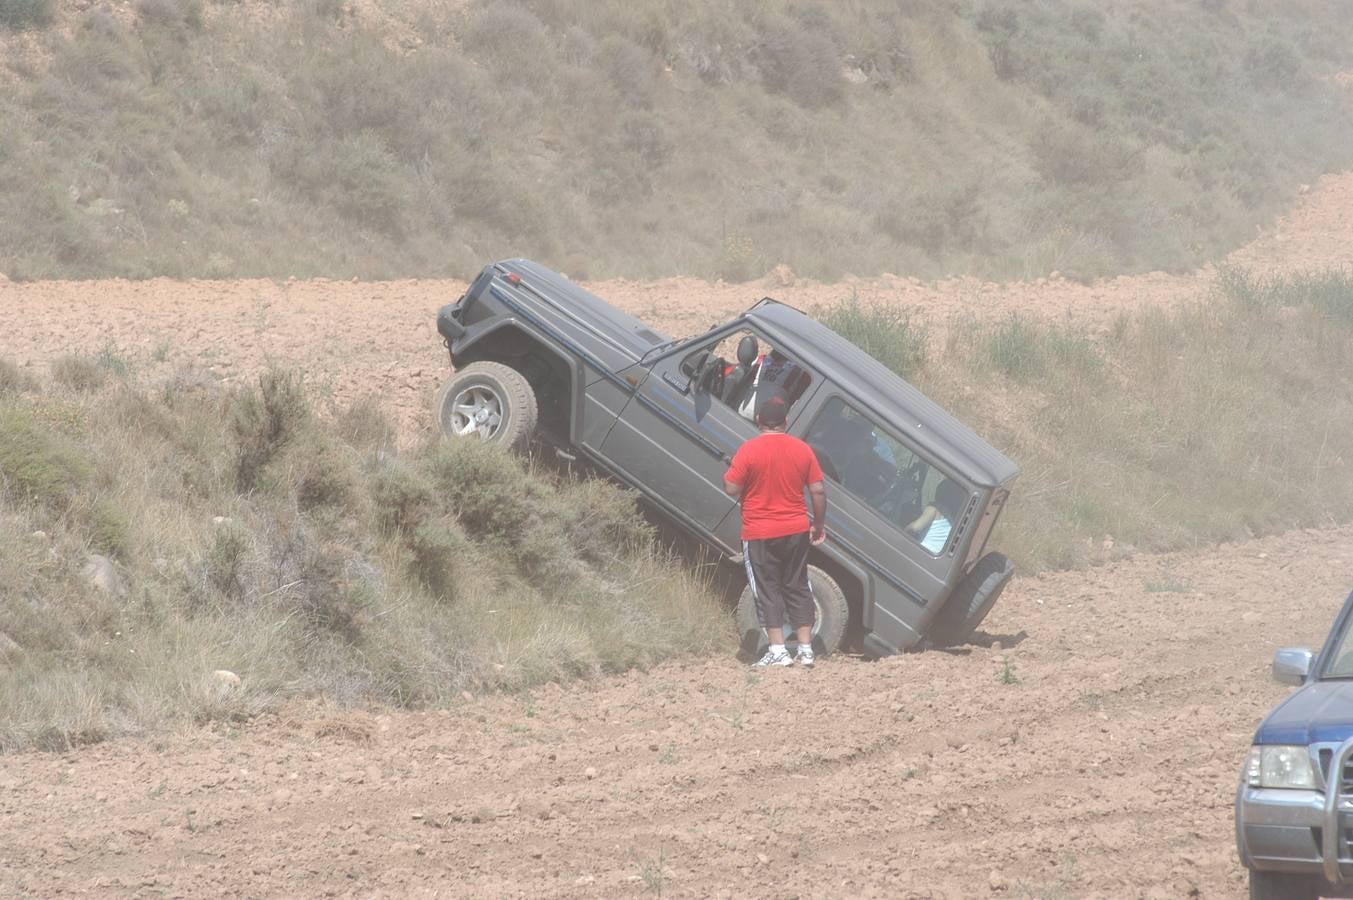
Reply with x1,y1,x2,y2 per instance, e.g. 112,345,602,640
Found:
790,392,969,650
600,326,819,551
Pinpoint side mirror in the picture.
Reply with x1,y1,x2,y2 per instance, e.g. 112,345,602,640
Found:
1272,648,1314,686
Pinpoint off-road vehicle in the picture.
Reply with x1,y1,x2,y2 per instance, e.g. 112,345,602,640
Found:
1236,587,1353,899
435,259,1018,657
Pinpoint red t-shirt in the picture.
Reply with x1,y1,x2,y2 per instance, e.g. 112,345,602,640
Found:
725,432,824,540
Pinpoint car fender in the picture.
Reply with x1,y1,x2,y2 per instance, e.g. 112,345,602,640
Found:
450,317,588,444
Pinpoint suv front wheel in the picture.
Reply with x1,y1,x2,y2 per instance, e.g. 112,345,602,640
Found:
435,362,539,450
927,552,1014,647
736,565,848,657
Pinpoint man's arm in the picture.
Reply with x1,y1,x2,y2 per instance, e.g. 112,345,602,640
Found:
808,480,827,544
724,478,743,498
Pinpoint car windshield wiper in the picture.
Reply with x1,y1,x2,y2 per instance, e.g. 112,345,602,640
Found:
640,338,682,363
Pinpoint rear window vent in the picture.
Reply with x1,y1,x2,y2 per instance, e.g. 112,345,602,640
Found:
636,328,663,344
947,495,979,556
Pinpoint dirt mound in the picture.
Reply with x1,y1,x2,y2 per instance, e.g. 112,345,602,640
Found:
3,525,1349,896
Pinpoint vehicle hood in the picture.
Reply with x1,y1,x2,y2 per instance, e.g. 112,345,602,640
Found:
1256,680,1353,745
498,259,671,363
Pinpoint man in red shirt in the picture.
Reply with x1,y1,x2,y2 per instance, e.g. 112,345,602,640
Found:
723,389,827,667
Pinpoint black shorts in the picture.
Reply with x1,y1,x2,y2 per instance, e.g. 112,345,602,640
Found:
743,531,815,632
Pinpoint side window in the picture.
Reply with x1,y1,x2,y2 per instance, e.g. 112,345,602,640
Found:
805,397,963,556
678,330,812,419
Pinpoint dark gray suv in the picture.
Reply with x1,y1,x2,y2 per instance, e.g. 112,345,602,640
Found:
435,259,1019,657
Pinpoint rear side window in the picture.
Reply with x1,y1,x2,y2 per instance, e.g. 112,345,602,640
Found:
805,397,963,556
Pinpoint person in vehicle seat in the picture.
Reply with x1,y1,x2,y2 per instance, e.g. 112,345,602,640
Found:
723,387,827,668
735,349,810,421
907,479,965,554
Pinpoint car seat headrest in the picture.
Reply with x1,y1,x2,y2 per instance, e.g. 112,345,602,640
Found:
737,335,759,367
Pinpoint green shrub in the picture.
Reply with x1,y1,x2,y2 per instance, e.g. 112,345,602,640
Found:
85,497,132,559
0,404,92,508
203,521,251,601
406,518,464,603
231,370,310,490
0,0,54,30
0,369,734,752
370,460,434,533
818,297,928,380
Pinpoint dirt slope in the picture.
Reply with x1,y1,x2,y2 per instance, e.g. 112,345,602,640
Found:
3,525,1350,898
1,172,1350,439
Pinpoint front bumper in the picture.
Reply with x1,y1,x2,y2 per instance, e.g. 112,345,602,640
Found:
1239,737,1353,887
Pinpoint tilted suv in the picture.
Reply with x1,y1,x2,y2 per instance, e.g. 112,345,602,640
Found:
1237,588,1353,899
435,259,1019,656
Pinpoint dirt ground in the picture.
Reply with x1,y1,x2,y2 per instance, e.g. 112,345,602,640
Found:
3,174,1353,897
2,526,1351,898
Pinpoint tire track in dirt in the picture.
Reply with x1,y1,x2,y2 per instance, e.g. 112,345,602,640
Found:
2,526,1351,897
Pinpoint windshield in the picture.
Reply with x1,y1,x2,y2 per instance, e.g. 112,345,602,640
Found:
1323,614,1353,678
805,397,965,555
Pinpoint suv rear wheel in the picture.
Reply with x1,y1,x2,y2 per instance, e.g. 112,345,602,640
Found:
435,362,538,450
736,565,848,657
927,552,1014,647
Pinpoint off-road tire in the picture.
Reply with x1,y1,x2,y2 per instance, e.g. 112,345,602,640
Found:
927,552,1014,647
435,362,538,451
1247,870,1321,900
736,564,848,657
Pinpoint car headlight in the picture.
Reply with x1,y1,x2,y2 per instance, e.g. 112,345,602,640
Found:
1247,745,1317,789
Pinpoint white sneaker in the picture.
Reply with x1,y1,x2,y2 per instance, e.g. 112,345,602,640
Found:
753,648,793,667
796,646,815,668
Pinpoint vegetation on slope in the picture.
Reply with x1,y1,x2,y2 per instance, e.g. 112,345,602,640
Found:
0,0,1350,281
0,365,727,751
823,267,1353,570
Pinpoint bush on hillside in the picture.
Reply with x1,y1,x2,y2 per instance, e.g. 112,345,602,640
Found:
1,0,1350,280
0,0,54,30
0,366,729,752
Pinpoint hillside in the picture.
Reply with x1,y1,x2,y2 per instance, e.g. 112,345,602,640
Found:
1,0,1351,282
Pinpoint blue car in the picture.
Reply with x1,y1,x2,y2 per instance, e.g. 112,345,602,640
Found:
1237,589,1353,899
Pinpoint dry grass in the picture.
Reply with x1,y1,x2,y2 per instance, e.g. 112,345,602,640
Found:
821,267,1353,570
0,364,729,752
0,1,1350,281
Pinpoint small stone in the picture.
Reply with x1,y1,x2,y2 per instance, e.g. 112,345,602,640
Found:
82,554,125,597
212,516,230,526
29,530,49,543
649,744,660,752
989,869,1008,891
584,766,597,780
575,875,595,886
756,852,770,865
460,691,474,703
411,811,424,820
211,670,242,698
0,632,19,657
269,788,292,807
